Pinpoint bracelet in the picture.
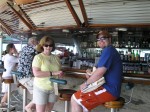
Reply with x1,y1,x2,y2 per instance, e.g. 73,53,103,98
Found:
50,72,52,77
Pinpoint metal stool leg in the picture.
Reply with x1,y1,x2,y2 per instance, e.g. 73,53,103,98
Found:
64,101,69,112
23,88,27,112
111,108,117,112
7,83,11,112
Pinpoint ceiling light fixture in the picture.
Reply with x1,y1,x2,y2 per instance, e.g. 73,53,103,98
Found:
62,29,69,33
116,28,127,31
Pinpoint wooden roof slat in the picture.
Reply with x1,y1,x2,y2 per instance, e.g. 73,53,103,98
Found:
22,0,64,11
64,0,82,27
0,25,11,36
17,5,36,29
0,19,13,34
35,25,77,31
7,2,33,30
78,0,88,27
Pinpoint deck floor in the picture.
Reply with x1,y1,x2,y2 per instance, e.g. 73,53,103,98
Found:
0,83,150,112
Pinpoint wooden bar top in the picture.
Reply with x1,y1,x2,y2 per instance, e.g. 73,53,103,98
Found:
62,67,150,85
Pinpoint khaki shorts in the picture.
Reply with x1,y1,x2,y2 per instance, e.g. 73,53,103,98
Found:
19,77,34,94
73,86,117,111
33,85,58,105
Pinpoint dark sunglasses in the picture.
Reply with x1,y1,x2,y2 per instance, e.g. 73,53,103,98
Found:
44,44,53,47
97,37,107,41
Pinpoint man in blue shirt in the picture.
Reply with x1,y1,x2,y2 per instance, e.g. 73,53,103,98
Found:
71,31,123,112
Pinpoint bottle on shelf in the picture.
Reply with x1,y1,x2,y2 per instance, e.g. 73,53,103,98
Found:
132,37,136,48
135,50,140,61
128,37,131,48
131,50,135,61
124,51,128,61
82,50,87,58
142,38,146,48
120,50,124,60
128,49,132,61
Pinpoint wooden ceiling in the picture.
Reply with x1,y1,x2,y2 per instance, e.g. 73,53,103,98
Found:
0,0,150,36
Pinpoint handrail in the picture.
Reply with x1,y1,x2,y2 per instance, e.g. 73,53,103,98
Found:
50,78,67,85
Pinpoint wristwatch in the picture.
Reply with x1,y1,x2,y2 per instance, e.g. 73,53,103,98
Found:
50,71,52,77
85,81,89,87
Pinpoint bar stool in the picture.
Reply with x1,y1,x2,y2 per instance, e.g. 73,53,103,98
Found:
11,71,27,112
50,78,76,112
2,77,14,112
59,89,76,112
104,97,125,112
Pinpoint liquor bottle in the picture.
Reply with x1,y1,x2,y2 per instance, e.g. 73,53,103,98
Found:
124,51,128,61
131,50,135,61
120,50,124,60
122,39,125,48
135,50,139,61
82,50,87,58
128,50,131,61
132,37,135,48
142,38,146,48
128,37,131,48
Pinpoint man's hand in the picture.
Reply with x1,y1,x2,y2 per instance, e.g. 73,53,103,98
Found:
85,68,92,79
80,82,87,91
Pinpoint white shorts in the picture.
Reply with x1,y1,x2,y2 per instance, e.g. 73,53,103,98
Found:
2,82,17,93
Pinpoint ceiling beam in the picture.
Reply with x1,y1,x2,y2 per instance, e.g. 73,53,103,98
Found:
64,0,82,27
17,5,36,29
0,19,13,34
35,25,77,31
14,0,37,5
7,2,33,30
89,24,150,28
78,0,88,27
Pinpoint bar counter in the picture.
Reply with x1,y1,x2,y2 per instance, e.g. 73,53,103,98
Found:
62,67,150,85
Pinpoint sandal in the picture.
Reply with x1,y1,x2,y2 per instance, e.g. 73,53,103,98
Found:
0,102,15,112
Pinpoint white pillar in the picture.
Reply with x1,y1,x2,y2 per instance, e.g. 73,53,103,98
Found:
0,36,2,60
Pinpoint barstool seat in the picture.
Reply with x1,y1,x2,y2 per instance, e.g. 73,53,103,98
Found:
59,89,76,112
104,97,125,112
3,78,14,84
59,89,76,101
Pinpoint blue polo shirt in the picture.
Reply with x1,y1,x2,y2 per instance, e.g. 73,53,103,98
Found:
97,45,123,98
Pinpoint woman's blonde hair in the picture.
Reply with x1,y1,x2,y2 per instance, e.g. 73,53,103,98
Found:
36,36,55,52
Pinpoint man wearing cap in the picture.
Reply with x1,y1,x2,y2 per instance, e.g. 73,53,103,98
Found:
71,31,123,112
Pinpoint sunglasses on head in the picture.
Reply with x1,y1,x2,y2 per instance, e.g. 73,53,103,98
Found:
44,44,53,47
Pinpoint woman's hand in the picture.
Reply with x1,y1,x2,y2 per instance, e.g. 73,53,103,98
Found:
53,71,63,78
